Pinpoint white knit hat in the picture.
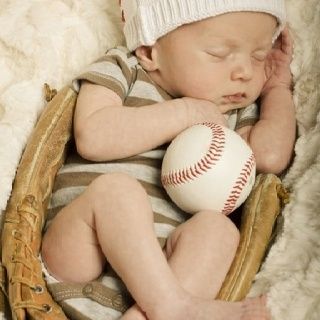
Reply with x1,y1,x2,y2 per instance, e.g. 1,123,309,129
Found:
120,0,286,51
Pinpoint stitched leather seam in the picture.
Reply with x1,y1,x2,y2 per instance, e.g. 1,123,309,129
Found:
222,154,255,215
161,123,225,187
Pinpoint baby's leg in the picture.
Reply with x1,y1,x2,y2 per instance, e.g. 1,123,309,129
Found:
165,211,240,297
122,211,239,319
122,212,270,320
42,183,106,282
42,173,269,320
42,172,190,302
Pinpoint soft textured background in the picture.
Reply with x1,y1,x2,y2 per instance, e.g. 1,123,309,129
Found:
0,0,124,212
0,0,319,319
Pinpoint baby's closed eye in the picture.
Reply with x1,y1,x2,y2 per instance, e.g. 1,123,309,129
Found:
206,47,230,59
252,50,269,62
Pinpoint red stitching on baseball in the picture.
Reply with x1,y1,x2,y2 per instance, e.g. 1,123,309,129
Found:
161,123,226,187
221,154,256,215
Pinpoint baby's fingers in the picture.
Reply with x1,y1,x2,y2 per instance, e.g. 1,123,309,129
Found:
280,26,294,57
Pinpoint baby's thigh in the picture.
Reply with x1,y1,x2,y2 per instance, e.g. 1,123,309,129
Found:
42,171,184,281
42,172,138,282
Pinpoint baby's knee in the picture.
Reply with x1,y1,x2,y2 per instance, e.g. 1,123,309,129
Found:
87,172,149,215
201,211,239,232
180,211,240,247
88,172,140,197
198,211,240,245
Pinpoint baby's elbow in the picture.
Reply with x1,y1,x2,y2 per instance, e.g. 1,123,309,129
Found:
75,129,101,161
75,135,94,161
75,127,117,162
256,152,290,175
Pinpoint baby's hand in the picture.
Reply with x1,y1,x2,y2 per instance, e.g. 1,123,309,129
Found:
181,97,228,127
262,27,294,96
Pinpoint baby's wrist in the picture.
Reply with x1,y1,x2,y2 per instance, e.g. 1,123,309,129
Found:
261,83,293,99
175,97,197,128
178,97,197,124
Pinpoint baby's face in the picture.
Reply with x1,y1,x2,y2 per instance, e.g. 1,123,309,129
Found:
152,11,277,109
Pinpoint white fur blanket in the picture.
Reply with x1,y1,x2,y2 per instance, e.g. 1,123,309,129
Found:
0,1,319,319
0,0,124,212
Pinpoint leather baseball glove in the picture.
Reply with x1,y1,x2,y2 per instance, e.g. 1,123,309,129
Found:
0,85,289,320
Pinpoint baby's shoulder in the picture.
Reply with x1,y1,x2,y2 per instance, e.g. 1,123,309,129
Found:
104,46,139,69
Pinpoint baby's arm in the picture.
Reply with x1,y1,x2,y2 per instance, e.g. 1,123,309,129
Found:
238,28,296,174
74,82,227,161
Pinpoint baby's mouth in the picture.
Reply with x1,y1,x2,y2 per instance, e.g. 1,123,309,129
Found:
223,93,246,103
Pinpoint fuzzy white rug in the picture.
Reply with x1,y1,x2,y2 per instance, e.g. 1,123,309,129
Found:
249,1,320,319
0,0,124,212
0,1,319,319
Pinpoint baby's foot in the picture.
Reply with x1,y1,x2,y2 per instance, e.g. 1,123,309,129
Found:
240,296,271,320
197,295,270,320
121,304,146,320
150,294,270,320
241,296,271,320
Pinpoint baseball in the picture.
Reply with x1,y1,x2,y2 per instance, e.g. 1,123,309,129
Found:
161,123,256,215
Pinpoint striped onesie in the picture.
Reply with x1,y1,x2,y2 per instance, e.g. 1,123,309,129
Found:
43,46,260,317
48,46,259,248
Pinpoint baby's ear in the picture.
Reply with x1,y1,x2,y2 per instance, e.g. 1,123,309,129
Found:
135,46,159,71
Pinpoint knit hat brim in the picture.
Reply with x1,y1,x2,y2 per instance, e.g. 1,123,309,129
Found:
122,0,286,51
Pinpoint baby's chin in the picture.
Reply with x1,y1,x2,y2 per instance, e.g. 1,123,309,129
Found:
216,98,257,114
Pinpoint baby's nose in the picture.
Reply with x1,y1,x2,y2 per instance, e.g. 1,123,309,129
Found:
231,57,253,81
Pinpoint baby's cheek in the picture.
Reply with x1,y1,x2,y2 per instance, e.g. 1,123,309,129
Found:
248,84,264,102
257,69,268,89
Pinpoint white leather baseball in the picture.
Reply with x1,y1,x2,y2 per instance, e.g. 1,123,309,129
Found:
161,123,256,215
